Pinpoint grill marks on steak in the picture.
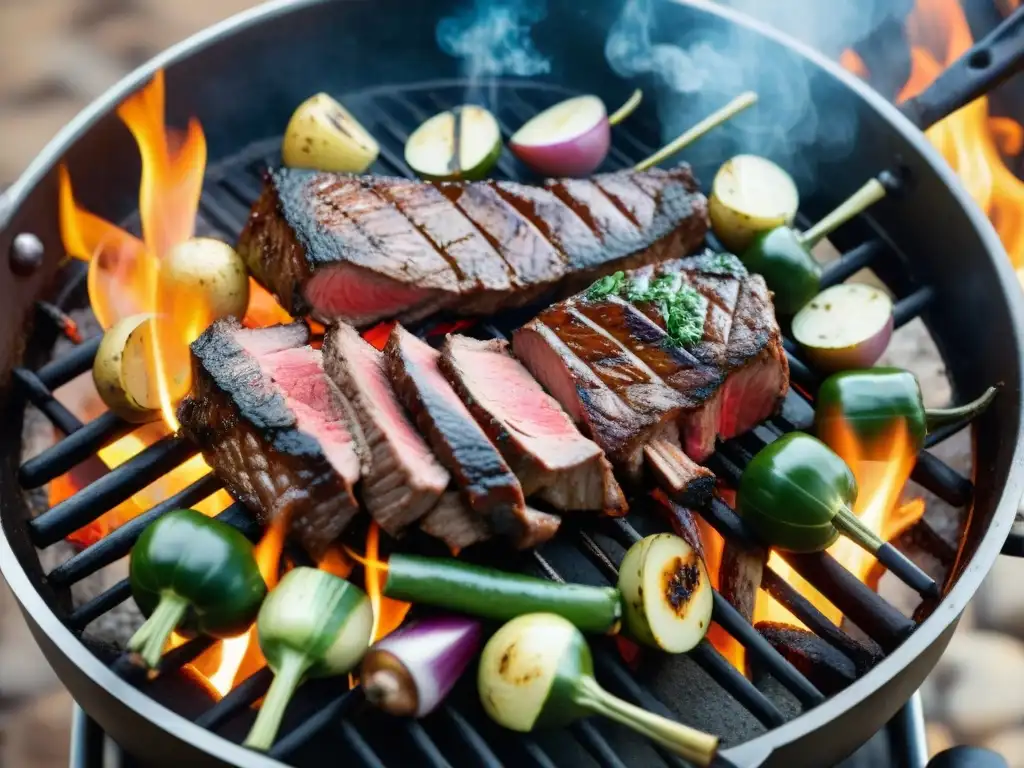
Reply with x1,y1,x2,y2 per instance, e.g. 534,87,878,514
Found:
323,323,449,536
237,166,708,326
177,319,364,557
384,324,559,548
439,335,627,515
513,252,789,471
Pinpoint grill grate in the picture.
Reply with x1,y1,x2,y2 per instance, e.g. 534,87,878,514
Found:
13,81,979,767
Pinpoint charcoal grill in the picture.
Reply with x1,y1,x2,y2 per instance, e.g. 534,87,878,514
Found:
2,0,1024,766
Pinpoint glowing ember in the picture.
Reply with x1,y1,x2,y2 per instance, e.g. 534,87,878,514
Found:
842,0,1024,271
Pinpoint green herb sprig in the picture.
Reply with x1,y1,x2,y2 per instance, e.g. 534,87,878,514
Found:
584,272,707,347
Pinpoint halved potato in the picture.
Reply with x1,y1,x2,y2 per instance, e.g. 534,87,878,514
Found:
282,93,379,173
709,155,799,253
93,314,161,423
162,238,249,322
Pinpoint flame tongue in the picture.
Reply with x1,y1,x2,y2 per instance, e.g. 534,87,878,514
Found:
845,0,1024,269
116,70,206,262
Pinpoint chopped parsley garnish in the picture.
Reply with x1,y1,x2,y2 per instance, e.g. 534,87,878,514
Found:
705,251,745,277
586,271,626,300
584,271,706,347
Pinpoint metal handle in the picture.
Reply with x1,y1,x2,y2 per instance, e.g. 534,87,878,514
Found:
899,7,1024,130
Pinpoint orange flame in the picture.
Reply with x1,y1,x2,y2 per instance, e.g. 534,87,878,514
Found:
758,419,922,629
362,523,412,642
842,0,1024,270
705,420,924,672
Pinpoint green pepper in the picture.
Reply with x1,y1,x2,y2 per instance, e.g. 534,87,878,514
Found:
738,432,938,596
128,508,267,669
737,432,856,553
816,368,998,456
740,178,887,315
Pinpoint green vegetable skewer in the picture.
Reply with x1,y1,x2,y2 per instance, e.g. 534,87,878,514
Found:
740,177,888,315
479,613,719,766
245,568,373,751
383,553,622,634
128,509,267,669
737,432,939,597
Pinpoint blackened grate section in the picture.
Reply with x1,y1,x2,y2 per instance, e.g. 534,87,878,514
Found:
14,80,979,767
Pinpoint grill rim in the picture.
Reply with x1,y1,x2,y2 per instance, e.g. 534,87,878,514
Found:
1,0,1023,766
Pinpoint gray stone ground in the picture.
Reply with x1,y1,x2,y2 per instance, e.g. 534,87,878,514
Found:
1,1,1022,766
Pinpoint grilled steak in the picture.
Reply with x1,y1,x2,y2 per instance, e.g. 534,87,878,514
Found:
513,251,789,471
323,323,449,536
418,493,562,554
237,166,708,326
177,319,365,557
384,324,559,547
439,335,627,515
418,492,493,554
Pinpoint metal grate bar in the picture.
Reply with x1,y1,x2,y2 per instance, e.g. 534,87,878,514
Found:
711,594,824,706
29,436,197,547
405,720,455,768
819,241,885,288
759,569,880,669
698,489,914,653
520,737,559,768
194,668,272,730
20,411,133,489
924,419,971,449
336,719,387,768
893,286,936,328
440,707,504,768
911,452,972,507
268,689,364,760
35,335,101,389
47,475,224,587
13,368,83,435
573,721,631,768
68,579,132,629
688,642,786,727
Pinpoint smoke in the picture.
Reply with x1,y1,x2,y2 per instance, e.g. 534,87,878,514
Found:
605,0,908,184
437,0,551,86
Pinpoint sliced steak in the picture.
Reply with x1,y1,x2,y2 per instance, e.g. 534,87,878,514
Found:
418,494,561,554
513,251,788,470
384,324,555,547
419,492,492,554
439,335,627,515
237,165,708,327
177,319,365,558
323,323,449,536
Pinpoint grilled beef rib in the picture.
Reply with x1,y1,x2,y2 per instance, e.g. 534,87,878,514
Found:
513,252,789,472
177,319,365,557
237,165,708,326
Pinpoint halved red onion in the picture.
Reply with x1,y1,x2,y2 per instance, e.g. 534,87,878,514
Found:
361,615,482,717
